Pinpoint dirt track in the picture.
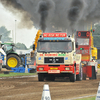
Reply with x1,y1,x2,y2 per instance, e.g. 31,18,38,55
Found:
0,74,100,100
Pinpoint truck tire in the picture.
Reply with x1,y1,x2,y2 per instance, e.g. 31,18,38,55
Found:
6,54,21,69
38,73,44,81
70,67,76,82
76,64,82,81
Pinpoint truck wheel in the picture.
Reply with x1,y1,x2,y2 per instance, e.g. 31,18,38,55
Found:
76,64,82,81
38,73,44,81
70,67,76,82
6,54,21,69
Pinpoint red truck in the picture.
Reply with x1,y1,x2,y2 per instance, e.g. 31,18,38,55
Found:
76,31,97,79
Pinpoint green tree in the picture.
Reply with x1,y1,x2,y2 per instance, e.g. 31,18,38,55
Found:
93,23,100,47
16,42,27,50
29,45,33,49
0,26,12,43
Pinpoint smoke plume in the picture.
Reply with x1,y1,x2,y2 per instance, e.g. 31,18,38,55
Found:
0,0,33,29
68,0,84,32
38,0,55,32
0,0,100,33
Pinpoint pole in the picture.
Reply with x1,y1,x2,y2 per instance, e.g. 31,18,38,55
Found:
12,30,14,43
15,20,17,44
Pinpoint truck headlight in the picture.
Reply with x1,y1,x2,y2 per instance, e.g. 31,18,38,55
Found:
65,67,70,70
39,68,43,70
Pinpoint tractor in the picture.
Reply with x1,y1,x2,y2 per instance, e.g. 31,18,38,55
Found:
2,42,21,69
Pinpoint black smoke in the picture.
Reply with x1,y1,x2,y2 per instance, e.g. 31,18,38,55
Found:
0,0,100,33
38,0,54,32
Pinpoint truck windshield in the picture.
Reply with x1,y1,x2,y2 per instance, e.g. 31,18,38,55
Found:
77,38,89,45
37,42,72,52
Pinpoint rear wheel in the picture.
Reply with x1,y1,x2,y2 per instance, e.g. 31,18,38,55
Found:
38,73,44,81
6,54,21,69
70,67,76,82
76,64,82,81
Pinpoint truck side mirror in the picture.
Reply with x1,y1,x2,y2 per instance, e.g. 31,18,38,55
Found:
76,42,78,48
33,44,35,50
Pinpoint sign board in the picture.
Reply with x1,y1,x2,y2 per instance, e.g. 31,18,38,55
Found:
43,33,67,37
76,31,90,38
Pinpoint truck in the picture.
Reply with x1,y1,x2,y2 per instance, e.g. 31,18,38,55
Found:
34,31,82,82
75,30,97,79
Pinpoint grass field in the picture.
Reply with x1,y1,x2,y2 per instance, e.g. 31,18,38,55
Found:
76,96,95,100
0,72,37,77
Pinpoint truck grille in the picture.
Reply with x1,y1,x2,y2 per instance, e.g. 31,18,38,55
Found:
44,57,64,63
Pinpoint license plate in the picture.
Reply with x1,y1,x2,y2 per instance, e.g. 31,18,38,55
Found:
48,70,60,73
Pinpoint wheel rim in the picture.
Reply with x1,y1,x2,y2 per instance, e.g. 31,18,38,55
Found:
7,57,18,68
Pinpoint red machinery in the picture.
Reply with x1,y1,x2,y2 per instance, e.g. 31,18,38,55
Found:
76,31,97,79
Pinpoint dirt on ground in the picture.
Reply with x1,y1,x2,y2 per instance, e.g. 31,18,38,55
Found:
0,74,100,100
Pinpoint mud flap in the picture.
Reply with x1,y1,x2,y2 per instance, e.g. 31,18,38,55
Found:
82,66,97,80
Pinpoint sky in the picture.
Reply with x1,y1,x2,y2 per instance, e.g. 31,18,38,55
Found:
0,3,38,48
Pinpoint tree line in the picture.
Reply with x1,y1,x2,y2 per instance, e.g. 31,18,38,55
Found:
0,26,29,50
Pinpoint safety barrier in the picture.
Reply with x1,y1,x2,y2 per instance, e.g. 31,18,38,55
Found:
10,66,33,73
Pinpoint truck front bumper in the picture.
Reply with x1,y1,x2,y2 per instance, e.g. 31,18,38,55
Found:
37,64,74,74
